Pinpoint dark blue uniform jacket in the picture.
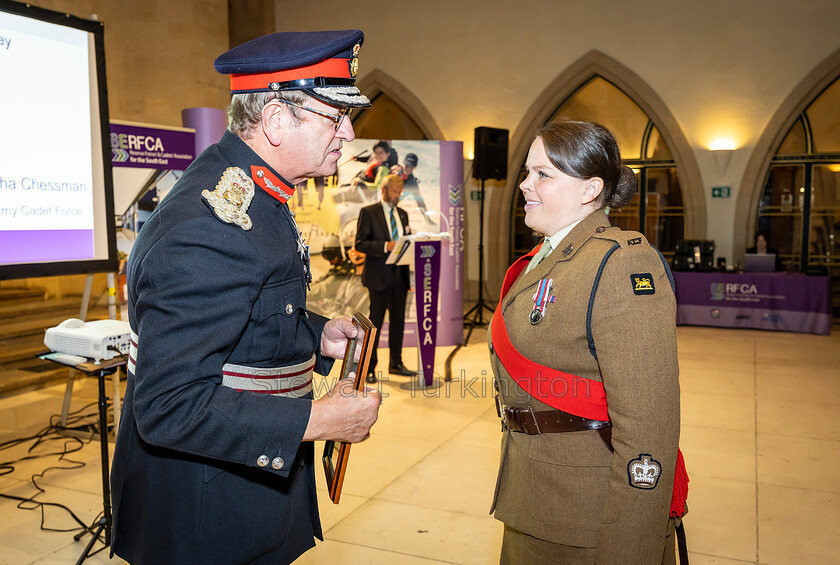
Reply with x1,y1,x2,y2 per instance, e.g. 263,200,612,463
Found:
110,131,333,564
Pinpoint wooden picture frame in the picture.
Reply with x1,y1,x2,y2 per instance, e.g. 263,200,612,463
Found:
322,312,377,504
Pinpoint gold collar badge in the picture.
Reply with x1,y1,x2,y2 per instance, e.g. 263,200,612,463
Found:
201,167,255,231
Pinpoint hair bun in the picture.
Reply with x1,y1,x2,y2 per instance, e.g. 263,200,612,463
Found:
608,166,638,208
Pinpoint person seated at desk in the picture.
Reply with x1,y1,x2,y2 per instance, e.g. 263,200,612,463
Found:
746,230,783,271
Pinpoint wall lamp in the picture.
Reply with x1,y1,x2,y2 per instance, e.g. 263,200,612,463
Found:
710,139,736,176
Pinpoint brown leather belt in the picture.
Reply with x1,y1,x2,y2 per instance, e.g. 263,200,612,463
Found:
495,395,613,449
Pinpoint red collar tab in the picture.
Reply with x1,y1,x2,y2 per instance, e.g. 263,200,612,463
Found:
251,166,295,203
231,58,352,92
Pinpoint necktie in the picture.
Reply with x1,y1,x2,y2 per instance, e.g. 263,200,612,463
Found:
526,238,553,273
389,207,399,240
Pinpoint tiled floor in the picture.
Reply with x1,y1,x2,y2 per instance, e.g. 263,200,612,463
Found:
1,325,838,564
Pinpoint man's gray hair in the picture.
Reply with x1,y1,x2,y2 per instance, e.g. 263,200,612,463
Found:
227,90,308,138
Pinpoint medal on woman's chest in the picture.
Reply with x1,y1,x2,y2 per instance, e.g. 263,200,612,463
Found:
530,278,556,325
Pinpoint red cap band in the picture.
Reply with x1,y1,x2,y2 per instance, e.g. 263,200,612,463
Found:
230,58,351,92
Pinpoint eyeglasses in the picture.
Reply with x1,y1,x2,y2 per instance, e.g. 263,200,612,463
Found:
278,99,352,131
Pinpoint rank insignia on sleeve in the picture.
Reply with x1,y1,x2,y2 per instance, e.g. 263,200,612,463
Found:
631,273,655,295
627,454,662,489
201,167,255,230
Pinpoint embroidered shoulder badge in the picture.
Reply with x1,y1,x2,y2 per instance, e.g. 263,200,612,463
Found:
631,273,655,295
628,454,662,489
202,167,255,231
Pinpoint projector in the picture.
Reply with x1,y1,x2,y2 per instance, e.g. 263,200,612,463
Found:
44,318,131,361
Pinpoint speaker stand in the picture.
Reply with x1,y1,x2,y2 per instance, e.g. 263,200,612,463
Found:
445,178,495,382
462,178,495,342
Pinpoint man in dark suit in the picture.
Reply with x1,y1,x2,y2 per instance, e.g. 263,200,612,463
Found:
355,174,417,383
110,31,382,565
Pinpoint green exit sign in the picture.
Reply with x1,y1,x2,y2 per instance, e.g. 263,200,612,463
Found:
712,186,731,198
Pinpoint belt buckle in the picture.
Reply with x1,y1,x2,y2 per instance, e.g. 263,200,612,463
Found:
521,407,541,435
495,396,508,431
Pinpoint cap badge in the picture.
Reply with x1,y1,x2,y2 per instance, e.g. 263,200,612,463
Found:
627,454,662,489
201,167,254,230
349,42,361,77
529,278,556,325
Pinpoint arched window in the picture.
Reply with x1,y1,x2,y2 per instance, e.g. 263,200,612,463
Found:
352,92,429,140
756,76,840,274
510,77,686,259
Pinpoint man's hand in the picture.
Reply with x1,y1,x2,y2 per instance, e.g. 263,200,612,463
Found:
303,377,381,443
320,317,357,359
385,240,396,252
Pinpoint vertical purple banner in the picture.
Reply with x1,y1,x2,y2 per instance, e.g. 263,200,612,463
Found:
415,240,441,386
181,107,227,157
437,141,465,346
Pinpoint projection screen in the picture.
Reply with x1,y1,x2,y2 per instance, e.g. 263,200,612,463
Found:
0,0,116,280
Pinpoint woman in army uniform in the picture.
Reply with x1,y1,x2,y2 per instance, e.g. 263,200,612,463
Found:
489,120,684,564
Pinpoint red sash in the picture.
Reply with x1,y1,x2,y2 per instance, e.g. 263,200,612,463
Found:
491,245,609,421
492,246,688,518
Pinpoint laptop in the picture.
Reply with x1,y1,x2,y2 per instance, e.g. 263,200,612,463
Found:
743,253,776,272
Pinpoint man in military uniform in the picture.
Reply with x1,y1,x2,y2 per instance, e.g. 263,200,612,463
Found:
110,30,381,565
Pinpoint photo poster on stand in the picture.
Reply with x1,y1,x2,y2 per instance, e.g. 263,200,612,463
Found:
299,139,464,348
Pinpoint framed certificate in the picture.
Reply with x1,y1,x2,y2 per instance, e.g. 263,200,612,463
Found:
322,312,377,504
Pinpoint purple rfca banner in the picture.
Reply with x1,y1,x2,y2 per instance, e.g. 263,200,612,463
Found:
673,271,832,335
110,121,195,170
415,239,441,386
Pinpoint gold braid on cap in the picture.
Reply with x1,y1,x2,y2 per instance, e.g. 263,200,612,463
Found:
201,167,255,231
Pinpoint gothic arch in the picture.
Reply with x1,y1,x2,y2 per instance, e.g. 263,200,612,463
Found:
486,50,704,296
734,46,840,259
356,69,446,141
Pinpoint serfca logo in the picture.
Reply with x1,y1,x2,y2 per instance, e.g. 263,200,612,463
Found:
710,283,725,300
110,132,164,152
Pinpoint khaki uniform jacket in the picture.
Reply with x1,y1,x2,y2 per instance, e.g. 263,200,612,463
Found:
489,210,680,563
